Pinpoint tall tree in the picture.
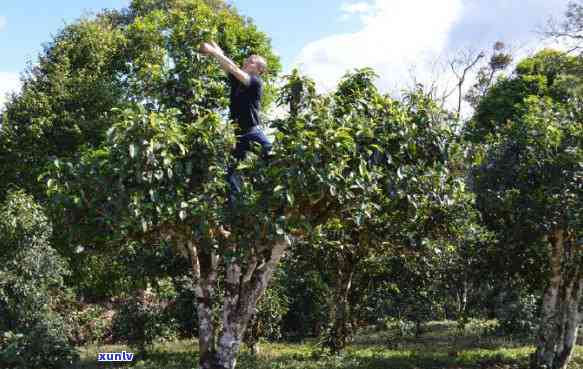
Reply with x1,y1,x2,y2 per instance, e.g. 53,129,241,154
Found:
282,68,467,352
3,1,284,368
468,50,582,369
0,0,281,300
45,62,475,368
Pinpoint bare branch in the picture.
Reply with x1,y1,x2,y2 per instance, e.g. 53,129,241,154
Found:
543,1,583,51
448,49,486,117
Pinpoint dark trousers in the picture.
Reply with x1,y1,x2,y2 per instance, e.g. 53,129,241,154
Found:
227,126,272,202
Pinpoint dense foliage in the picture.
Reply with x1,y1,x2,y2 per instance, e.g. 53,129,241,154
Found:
468,50,583,288
0,1,581,369
0,191,78,368
0,0,281,302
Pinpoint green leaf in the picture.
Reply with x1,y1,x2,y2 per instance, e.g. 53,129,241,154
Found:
397,167,404,180
149,189,157,202
358,163,366,177
274,185,285,193
129,143,137,158
286,193,295,206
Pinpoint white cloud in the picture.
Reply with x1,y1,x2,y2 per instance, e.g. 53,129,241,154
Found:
293,0,570,112
339,1,373,21
341,2,372,15
294,0,464,94
0,72,21,110
0,16,6,31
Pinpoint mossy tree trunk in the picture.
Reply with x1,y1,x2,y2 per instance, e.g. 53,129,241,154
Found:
182,237,289,369
531,229,582,369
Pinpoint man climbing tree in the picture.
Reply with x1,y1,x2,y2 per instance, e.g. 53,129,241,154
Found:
199,41,272,202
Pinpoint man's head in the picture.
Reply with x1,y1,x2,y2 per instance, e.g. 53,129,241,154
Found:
243,55,267,76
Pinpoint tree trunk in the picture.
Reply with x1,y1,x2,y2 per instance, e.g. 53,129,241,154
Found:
216,243,245,369
216,239,289,369
460,280,468,316
243,313,261,355
327,252,355,353
185,236,290,369
531,229,582,369
185,240,219,369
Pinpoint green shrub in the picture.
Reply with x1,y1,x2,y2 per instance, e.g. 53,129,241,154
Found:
112,292,178,356
0,190,78,368
167,275,199,338
0,318,79,369
244,275,290,350
494,291,539,337
396,319,417,337
64,303,112,345
280,265,329,340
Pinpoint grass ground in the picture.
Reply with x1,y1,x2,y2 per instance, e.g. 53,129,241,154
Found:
75,321,583,369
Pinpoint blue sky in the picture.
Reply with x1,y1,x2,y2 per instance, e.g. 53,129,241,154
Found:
0,1,129,72
0,0,361,73
0,0,573,108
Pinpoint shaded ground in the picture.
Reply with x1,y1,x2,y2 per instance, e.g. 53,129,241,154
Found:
74,321,583,369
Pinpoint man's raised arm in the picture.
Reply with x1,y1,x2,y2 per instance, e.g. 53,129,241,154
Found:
200,41,251,86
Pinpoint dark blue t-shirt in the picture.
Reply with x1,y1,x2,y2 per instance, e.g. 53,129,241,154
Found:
229,73,263,134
